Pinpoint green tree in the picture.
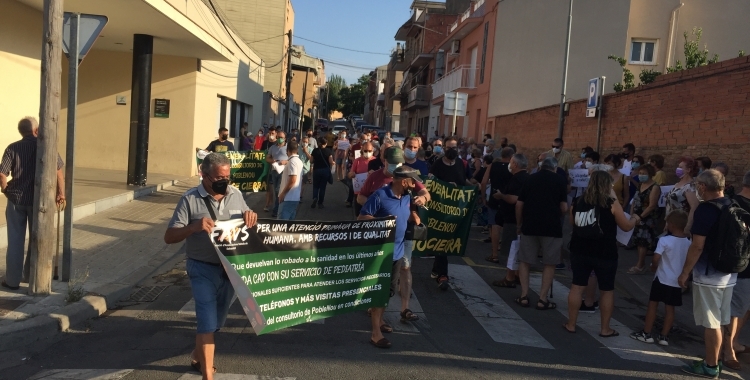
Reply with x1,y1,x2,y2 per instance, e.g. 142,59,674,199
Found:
339,75,369,117
667,27,719,73
325,74,346,116
608,55,634,92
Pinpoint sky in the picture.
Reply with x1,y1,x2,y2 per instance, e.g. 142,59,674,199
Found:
291,0,417,85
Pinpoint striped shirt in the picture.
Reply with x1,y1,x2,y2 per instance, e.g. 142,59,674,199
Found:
0,136,64,206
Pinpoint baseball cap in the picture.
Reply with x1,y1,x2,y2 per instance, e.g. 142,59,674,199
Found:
393,166,423,183
384,147,405,164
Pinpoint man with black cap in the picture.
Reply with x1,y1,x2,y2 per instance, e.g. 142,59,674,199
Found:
359,165,423,348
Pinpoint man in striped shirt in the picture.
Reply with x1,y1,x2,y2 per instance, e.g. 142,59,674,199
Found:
0,117,65,290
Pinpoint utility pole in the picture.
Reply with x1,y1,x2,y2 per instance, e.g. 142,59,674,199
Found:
557,0,573,139
30,0,64,295
283,29,293,132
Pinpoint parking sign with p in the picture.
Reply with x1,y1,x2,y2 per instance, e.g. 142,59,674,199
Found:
587,78,600,109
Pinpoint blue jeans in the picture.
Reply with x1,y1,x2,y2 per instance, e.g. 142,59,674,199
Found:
186,258,235,334
312,168,330,205
271,171,282,214
4,201,32,287
277,201,299,220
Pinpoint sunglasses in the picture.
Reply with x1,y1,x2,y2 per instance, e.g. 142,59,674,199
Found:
362,150,373,153
551,145,561,149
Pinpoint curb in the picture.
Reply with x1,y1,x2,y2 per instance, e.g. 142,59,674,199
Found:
0,177,189,249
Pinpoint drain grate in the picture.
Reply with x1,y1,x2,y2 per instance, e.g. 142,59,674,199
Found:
128,286,168,302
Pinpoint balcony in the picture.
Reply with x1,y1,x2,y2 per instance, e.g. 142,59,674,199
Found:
404,85,431,110
443,1,487,48
431,65,478,100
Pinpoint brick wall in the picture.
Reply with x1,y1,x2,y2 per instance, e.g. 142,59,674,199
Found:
493,55,750,185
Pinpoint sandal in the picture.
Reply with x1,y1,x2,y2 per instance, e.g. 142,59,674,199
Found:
536,299,557,310
491,279,516,288
562,324,576,333
400,309,419,322
380,324,393,333
485,255,499,263
515,296,530,307
599,330,620,338
370,338,391,349
190,360,217,374
724,359,741,371
627,266,645,274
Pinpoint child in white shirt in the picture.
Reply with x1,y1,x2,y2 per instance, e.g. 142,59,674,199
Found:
630,210,690,346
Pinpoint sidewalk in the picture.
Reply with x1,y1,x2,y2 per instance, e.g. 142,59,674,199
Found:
0,178,199,351
0,168,187,249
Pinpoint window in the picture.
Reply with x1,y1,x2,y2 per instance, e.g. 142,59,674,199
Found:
630,40,657,64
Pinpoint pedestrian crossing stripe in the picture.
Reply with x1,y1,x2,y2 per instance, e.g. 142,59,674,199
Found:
28,369,134,380
526,273,684,366
448,264,554,349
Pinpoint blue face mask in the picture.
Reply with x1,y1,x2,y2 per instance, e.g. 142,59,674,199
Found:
581,152,586,159
637,174,649,182
404,150,417,160
387,164,401,173
631,162,640,170
433,146,443,154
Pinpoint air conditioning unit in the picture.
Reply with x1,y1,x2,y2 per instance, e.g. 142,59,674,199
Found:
450,40,460,54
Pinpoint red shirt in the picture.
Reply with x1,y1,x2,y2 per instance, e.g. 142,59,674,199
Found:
351,156,372,175
253,136,265,151
359,168,426,198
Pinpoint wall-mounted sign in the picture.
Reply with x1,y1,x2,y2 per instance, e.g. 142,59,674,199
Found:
154,99,170,118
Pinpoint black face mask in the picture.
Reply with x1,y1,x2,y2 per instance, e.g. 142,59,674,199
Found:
211,179,230,195
445,148,458,160
501,143,508,148
221,134,229,140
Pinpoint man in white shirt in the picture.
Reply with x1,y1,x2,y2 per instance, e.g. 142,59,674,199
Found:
620,143,635,176
278,141,303,220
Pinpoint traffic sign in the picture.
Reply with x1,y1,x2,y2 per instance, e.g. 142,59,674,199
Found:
63,13,108,63
443,92,468,117
587,77,600,109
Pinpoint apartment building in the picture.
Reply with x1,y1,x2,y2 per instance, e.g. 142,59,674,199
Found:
392,0,469,136
488,0,750,137
382,63,403,132
365,65,388,126
430,0,498,140
290,45,325,128
0,0,265,180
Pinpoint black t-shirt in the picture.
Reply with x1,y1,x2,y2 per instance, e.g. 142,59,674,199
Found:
500,171,530,225
488,162,512,210
732,195,750,278
429,158,467,185
368,157,384,172
311,147,333,169
260,140,272,151
473,166,487,183
206,139,235,152
569,198,619,259
518,170,568,237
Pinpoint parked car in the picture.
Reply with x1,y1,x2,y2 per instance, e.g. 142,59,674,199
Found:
353,120,369,132
378,131,406,142
314,118,328,129
348,115,363,127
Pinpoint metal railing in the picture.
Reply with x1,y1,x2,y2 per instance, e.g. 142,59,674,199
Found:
431,65,478,99
408,85,431,104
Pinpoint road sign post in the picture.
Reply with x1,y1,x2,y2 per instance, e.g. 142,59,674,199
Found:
443,92,468,136
61,12,107,281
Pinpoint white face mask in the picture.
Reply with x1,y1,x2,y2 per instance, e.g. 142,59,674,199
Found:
362,152,372,158
507,164,513,173
584,161,593,169
538,162,543,168
552,147,561,154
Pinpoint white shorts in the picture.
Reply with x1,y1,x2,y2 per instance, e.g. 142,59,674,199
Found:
693,283,733,329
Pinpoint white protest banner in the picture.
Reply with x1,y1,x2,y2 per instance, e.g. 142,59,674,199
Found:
658,186,674,208
616,212,635,245
352,172,368,193
569,169,590,188
354,149,361,159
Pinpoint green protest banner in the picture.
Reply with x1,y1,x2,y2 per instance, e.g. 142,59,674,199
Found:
210,217,395,335
413,176,478,257
196,150,269,192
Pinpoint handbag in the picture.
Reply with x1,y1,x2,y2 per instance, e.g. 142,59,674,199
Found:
405,222,428,241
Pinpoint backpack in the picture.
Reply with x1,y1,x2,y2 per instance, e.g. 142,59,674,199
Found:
705,199,750,274
572,199,604,239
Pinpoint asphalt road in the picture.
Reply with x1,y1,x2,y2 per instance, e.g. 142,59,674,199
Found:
4,183,746,380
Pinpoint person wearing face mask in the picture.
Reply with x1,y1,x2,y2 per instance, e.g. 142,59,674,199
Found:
359,166,424,348
253,130,265,151
203,127,235,153
369,142,391,173
299,136,312,191
403,137,429,176
481,147,515,259
428,137,472,290
429,139,444,166
574,147,594,169
333,131,351,181
164,153,258,377
347,142,375,211
492,154,530,288
603,154,630,208
357,147,430,209
627,155,645,206
266,131,289,217
627,164,662,274
620,143,636,176
648,154,666,185
665,157,700,235
545,138,573,172
306,130,318,151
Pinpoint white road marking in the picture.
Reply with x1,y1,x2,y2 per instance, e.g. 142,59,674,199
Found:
177,374,295,380
27,369,133,380
527,273,683,366
448,264,554,349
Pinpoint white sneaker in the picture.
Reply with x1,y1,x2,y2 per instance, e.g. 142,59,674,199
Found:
629,330,654,343
657,334,669,346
